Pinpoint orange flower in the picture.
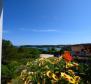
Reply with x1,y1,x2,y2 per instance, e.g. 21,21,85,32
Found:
63,51,73,62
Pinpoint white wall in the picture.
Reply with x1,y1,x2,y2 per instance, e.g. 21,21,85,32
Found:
40,54,54,58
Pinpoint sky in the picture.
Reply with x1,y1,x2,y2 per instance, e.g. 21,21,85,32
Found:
3,0,91,45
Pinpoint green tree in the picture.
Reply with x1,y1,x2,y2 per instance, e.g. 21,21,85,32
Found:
2,40,18,64
1,64,12,84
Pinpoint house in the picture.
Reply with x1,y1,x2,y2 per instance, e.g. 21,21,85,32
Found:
70,44,91,56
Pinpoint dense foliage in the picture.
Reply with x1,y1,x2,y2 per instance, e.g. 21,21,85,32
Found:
2,39,41,84
11,57,81,84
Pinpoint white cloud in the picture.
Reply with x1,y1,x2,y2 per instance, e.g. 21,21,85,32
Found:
32,29,59,32
20,28,61,33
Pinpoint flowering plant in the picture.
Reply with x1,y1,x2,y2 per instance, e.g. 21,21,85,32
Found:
11,53,81,84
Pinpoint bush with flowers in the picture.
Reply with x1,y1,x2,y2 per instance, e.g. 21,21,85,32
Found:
10,51,85,84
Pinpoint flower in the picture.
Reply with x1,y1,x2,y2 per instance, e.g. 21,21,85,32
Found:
61,72,75,83
52,73,59,81
46,71,53,78
20,69,27,76
74,76,80,83
66,62,73,68
63,51,73,62
68,70,75,76
28,72,34,75
69,77,75,84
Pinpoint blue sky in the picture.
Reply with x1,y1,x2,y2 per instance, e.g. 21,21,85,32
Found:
3,0,91,45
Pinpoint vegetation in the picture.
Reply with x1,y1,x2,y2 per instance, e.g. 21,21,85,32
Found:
11,57,81,84
1,39,91,84
2,39,41,84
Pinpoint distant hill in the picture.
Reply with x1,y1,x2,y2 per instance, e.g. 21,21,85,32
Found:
19,43,91,48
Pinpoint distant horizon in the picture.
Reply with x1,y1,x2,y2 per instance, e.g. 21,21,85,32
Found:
3,38,91,46
3,0,91,45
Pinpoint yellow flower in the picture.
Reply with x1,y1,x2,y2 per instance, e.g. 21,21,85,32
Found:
52,73,59,81
61,72,65,77
66,62,73,68
46,71,52,78
20,69,27,76
68,70,75,75
74,76,80,83
61,72,75,84
47,71,59,81
69,77,75,84
28,72,34,75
